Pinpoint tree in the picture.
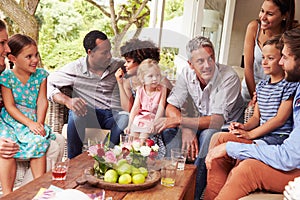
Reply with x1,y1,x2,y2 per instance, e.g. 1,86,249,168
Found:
0,0,40,41
85,0,151,56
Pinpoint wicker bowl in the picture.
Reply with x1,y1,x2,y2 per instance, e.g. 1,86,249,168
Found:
76,168,161,191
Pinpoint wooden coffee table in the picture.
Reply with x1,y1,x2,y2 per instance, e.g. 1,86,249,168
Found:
1,152,196,200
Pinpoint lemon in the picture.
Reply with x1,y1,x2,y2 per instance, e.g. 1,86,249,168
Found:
138,167,148,178
132,174,145,184
117,163,132,175
104,169,118,183
118,174,132,184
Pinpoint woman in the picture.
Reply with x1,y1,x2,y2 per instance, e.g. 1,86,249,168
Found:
241,0,296,104
115,38,172,113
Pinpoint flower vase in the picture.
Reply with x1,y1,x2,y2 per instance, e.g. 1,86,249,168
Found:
129,153,147,168
93,160,109,178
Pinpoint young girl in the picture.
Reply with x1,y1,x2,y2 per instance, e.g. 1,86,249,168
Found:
0,34,55,195
225,35,298,145
125,59,167,150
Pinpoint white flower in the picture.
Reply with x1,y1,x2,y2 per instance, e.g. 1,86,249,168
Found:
151,144,159,152
112,145,122,156
132,140,141,151
140,146,152,157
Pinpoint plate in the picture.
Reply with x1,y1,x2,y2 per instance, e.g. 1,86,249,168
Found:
76,168,161,192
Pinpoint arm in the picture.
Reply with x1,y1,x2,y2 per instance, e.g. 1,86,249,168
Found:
118,78,134,112
244,20,258,99
36,79,48,125
238,99,293,139
154,86,167,120
2,85,43,135
125,90,141,134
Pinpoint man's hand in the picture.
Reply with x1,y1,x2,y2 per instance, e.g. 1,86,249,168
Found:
154,117,179,133
65,97,87,116
181,127,198,160
0,138,19,158
205,143,227,170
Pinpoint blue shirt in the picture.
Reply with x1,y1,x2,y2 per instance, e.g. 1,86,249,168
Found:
256,78,298,135
227,84,300,171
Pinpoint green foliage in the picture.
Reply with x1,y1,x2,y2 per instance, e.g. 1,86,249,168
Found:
160,47,179,80
164,0,184,21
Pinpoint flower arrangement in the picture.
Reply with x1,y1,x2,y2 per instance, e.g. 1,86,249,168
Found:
87,136,159,178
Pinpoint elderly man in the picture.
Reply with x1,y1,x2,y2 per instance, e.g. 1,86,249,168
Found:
155,36,244,199
47,30,128,159
205,27,300,200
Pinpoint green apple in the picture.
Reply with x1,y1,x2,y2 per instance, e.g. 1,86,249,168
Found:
104,169,118,183
117,163,132,175
139,167,148,178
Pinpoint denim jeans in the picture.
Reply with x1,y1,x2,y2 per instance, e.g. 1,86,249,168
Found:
194,128,220,200
161,127,181,157
67,107,128,158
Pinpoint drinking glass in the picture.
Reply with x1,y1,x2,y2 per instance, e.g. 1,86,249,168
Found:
160,157,178,187
171,148,188,170
52,158,70,180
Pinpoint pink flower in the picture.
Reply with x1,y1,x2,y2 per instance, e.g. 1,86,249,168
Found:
104,151,117,164
87,145,98,157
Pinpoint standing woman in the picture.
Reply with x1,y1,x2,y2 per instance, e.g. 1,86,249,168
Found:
241,0,296,104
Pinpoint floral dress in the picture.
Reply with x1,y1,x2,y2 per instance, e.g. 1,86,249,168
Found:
0,68,55,159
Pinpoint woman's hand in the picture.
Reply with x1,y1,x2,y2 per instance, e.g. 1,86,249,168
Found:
231,129,252,140
115,67,125,83
28,121,46,136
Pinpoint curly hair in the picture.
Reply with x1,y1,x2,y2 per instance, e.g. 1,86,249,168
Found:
120,38,160,64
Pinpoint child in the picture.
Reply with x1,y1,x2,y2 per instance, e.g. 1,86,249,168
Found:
229,35,298,145
125,59,167,151
0,34,55,195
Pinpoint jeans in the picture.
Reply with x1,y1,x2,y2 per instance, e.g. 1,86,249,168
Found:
67,107,128,158
194,128,220,200
161,127,181,157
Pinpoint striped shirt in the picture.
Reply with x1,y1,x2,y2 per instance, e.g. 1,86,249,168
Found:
256,78,299,135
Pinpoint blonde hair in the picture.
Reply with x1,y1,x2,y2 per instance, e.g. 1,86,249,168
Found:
137,59,162,84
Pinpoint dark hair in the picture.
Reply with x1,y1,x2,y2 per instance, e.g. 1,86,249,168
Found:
281,27,300,60
8,34,37,57
268,0,295,31
83,30,108,53
0,19,7,31
120,38,160,64
263,34,283,52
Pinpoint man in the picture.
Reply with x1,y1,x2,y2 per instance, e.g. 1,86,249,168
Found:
155,36,244,199
205,27,300,199
47,30,128,159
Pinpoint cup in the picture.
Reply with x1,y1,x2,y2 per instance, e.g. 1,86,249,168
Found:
52,158,69,180
160,157,178,187
120,134,132,147
171,148,188,170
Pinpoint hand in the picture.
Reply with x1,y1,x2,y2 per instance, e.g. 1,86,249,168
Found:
181,127,198,160
0,138,19,158
230,129,252,139
66,97,87,116
115,67,125,83
153,117,179,133
124,126,131,135
228,122,245,132
28,121,46,136
205,143,227,170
